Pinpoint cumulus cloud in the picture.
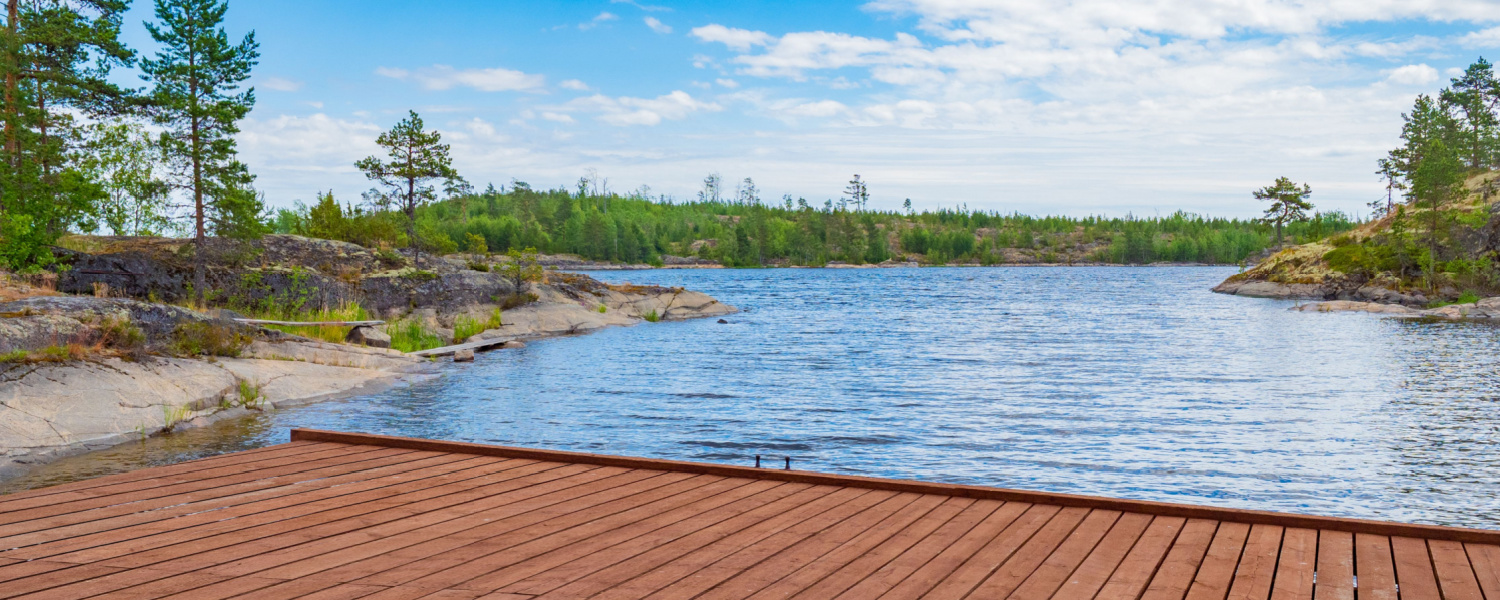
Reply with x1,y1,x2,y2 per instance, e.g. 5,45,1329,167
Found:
1385,64,1439,85
376,65,545,92
260,77,303,92
715,78,740,88
691,24,774,51
644,17,672,34
558,90,722,126
559,79,591,91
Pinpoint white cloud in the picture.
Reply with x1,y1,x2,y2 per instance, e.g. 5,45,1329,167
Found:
1385,64,1439,85
377,65,546,92
867,0,1500,43
1460,26,1500,47
644,17,672,34
558,90,722,126
560,79,591,91
541,111,577,124
580,11,619,31
260,77,303,92
691,24,774,51
715,78,740,88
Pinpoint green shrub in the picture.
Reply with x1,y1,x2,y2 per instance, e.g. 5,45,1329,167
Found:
1457,290,1482,305
387,320,447,353
0,349,30,363
643,309,660,323
468,262,489,272
98,316,145,350
498,292,538,310
597,304,607,313
487,307,503,329
170,322,251,358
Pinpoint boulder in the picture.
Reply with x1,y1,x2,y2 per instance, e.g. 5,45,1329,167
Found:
344,326,391,349
500,341,525,349
453,349,475,362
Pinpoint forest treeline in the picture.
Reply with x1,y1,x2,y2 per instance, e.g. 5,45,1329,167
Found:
269,184,1355,267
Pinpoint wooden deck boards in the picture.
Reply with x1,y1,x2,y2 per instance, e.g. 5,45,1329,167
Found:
0,429,1492,600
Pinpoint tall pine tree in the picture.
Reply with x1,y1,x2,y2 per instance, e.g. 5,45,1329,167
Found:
140,0,260,297
355,110,457,266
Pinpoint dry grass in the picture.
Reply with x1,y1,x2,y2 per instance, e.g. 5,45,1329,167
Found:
0,270,58,303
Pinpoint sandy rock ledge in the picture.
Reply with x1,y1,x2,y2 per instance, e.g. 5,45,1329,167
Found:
0,340,427,477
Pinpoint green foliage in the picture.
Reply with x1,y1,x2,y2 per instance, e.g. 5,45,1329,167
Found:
464,232,487,256
355,111,459,265
597,304,607,313
237,379,264,409
0,0,133,270
141,0,262,246
1457,290,1482,305
1254,177,1314,244
81,122,172,236
501,246,544,299
452,314,487,343
387,319,446,353
254,302,371,344
98,315,146,351
168,321,250,357
642,309,660,323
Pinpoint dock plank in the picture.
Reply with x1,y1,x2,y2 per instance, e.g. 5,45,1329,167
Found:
1353,534,1397,600
1314,530,1354,600
1225,524,1283,600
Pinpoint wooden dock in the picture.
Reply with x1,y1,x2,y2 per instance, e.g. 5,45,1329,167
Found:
0,429,1494,599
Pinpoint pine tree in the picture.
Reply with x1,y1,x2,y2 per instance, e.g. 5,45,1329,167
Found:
1439,58,1499,171
140,0,260,295
355,110,457,266
844,174,868,211
1253,177,1313,245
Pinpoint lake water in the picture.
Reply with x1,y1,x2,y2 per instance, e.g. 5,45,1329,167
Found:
9,267,1500,528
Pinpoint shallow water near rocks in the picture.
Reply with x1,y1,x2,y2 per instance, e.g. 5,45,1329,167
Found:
7,267,1500,528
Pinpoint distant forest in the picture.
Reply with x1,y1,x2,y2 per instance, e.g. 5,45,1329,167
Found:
270,182,1357,267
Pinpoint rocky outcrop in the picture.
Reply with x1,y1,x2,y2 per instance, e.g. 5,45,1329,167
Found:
0,339,428,477
1292,297,1500,319
0,296,248,353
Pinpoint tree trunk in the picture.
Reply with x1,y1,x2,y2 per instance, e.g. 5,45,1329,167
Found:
407,176,419,268
190,54,205,303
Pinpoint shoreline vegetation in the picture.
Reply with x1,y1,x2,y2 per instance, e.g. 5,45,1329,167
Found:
1215,58,1500,309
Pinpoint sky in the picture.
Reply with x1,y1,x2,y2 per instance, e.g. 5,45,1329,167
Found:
112,0,1500,218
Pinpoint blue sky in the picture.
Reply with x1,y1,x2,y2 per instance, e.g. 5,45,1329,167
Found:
115,0,1500,217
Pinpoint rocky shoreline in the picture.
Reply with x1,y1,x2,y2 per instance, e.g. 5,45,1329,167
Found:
0,235,737,479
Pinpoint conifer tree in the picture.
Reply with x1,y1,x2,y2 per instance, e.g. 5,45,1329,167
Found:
355,110,457,266
1439,58,1499,170
140,0,261,296
1253,177,1313,245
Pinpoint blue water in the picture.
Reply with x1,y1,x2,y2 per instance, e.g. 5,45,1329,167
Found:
12,267,1500,528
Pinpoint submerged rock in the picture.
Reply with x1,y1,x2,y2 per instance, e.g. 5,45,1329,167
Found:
453,349,475,362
